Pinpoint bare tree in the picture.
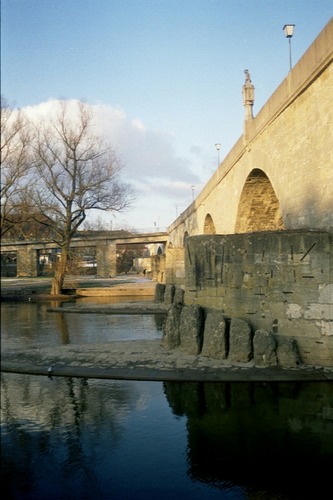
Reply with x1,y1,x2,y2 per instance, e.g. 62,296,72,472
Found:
0,96,34,237
30,100,134,295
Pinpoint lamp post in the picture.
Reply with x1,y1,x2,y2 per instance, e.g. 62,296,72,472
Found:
215,143,221,167
283,24,295,71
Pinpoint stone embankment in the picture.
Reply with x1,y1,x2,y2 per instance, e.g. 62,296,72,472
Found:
1,277,333,381
156,283,333,376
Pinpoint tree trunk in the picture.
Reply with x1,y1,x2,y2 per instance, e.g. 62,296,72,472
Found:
51,248,68,295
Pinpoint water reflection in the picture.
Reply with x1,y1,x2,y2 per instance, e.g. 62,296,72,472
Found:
1,374,190,500
1,373,333,499
164,381,333,498
2,299,333,498
1,300,165,350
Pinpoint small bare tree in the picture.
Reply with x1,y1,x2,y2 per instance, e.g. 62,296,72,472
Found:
30,100,134,295
1,96,34,237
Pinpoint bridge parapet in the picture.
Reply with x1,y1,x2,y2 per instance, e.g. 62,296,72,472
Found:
167,19,333,247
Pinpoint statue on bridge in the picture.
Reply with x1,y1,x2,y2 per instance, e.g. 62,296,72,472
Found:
244,69,252,83
242,68,255,121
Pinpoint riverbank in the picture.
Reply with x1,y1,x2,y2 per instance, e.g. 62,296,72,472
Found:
2,340,333,382
0,275,156,301
1,276,333,382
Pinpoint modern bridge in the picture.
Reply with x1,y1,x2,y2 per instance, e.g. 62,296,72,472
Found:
1,231,169,278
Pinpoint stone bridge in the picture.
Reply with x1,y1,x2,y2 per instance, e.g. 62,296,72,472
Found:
162,20,333,367
164,19,332,283
1,21,332,367
167,19,332,252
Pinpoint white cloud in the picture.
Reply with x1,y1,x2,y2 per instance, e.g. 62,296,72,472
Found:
22,98,204,230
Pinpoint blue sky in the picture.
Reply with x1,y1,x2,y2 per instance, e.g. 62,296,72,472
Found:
1,0,332,230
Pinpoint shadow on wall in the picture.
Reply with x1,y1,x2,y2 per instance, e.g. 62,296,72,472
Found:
235,169,284,233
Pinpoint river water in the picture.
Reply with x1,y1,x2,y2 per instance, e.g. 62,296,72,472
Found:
1,299,333,499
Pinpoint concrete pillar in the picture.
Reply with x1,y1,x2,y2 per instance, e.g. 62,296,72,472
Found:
96,240,117,277
16,246,38,277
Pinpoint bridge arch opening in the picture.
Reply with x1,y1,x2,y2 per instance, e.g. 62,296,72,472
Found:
235,169,284,233
203,214,216,234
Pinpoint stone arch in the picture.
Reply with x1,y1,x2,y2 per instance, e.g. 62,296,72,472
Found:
235,169,284,233
203,213,216,234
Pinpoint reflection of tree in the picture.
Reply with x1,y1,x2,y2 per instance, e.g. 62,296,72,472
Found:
62,377,98,490
1,374,140,499
164,381,333,498
54,310,70,344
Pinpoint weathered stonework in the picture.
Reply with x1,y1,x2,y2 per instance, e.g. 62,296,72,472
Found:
164,284,175,304
161,303,182,350
173,286,185,305
201,311,227,359
167,20,333,247
154,282,165,302
183,231,333,367
253,330,278,367
228,318,253,363
178,305,204,356
276,337,302,368
161,298,303,369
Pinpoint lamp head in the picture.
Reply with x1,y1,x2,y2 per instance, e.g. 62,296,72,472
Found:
283,24,295,38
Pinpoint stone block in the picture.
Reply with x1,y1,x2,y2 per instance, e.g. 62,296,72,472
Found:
154,283,165,302
277,337,302,368
201,311,227,359
228,318,253,363
173,286,185,305
304,303,333,320
253,330,278,366
179,305,204,355
164,284,175,304
161,303,182,349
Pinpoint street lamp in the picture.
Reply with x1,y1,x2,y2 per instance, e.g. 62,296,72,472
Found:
215,143,221,167
191,185,195,201
283,24,295,71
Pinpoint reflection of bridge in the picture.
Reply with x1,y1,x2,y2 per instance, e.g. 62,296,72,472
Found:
1,231,169,278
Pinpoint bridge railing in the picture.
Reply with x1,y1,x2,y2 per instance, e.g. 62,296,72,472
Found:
130,227,168,234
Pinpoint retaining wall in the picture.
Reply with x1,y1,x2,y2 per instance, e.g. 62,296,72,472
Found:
184,230,333,367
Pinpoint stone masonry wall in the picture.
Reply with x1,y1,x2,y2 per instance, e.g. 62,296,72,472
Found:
184,231,333,367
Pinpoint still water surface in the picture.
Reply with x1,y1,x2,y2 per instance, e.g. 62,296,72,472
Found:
1,299,333,499
1,297,164,350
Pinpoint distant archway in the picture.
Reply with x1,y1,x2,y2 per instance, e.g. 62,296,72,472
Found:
203,214,216,234
235,169,284,233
